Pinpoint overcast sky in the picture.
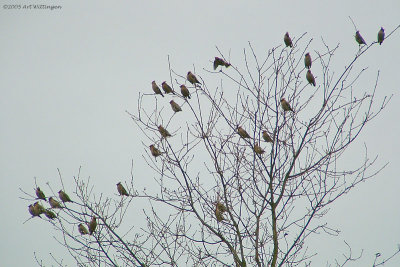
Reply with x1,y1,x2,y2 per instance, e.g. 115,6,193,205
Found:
1,0,399,266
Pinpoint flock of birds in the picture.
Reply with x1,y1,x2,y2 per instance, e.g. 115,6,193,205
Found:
27,183,131,235
27,28,386,227
148,28,385,160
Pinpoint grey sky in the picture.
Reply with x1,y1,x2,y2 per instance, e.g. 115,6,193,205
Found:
1,0,399,266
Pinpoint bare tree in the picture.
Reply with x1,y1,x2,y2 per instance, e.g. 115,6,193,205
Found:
22,26,400,267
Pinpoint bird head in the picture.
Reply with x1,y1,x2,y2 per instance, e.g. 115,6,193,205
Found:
162,81,166,85
149,144,154,148
285,32,289,37
280,98,285,102
307,69,311,74
169,100,173,104
305,52,309,56
381,27,384,31
116,182,121,186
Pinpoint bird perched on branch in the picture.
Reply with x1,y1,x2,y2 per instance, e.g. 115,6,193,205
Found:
149,145,162,157
35,187,46,201
355,31,367,45
213,57,231,70
28,204,41,217
254,144,265,154
187,71,201,85
89,216,97,235
237,126,251,139
49,197,62,209
280,98,294,112
169,100,182,112
284,32,293,48
377,27,385,45
117,182,129,196
180,85,191,99
215,202,226,222
78,223,89,235
33,201,45,215
58,190,72,203
306,70,316,86
152,81,164,97
161,81,174,94
304,53,312,69
44,209,57,220
262,131,273,143
158,125,171,138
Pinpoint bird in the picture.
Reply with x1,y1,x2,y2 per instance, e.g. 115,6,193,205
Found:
169,100,182,112
355,31,367,45
187,71,201,85
180,85,191,99
149,145,162,157
49,197,63,209
306,70,316,86
44,209,57,220
304,53,312,69
216,201,227,213
116,182,129,196
378,27,385,45
152,81,164,97
89,216,97,235
78,223,89,235
35,187,46,201
254,144,265,154
161,81,174,94
237,126,251,139
58,190,72,203
158,125,171,138
28,204,41,217
284,32,293,48
215,203,225,222
280,98,294,112
33,201,45,215
213,57,230,70
262,131,273,143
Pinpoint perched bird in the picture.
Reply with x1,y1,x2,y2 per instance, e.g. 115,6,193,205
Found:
378,27,385,45
149,145,162,157
169,100,182,112
33,201,45,215
254,144,265,154
237,126,251,139
213,57,230,70
161,81,174,94
306,70,316,86
152,81,164,97
180,85,191,99
116,182,129,196
35,187,46,201
262,131,273,143
49,197,63,209
78,223,89,235
89,216,97,235
44,209,57,220
187,71,201,85
284,32,293,48
58,190,72,203
355,31,367,45
304,53,312,69
215,204,225,222
158,125,171,138
280,98,294,112
216,201,227,213
28,204,41,217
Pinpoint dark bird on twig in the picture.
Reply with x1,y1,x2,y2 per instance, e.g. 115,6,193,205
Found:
44,209,57,220
284,32,293,48
377,27,385,45
89,216,97,235
152,81,164,97
149,145,162,157
169,100,182,112
158,125,171,138
306,70,316,86
117,182,129,196
49,197,62,209
35,187,46,201
161,81,173,94
280,98,294,112
237,126,251,139
355,31,367,45
187,71,201,85
180,84,191,99
254,144,265,154
28,204,41,217
213,57,231,70
304,53,312,69
33,201,45,215
262,131,273,143
58,190,72,203
78,223,89,235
